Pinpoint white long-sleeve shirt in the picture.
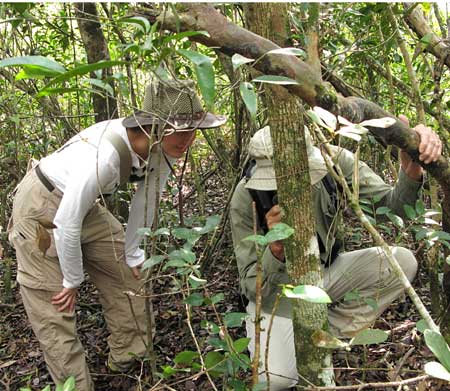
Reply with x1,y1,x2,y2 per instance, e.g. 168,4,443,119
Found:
39,118,173,289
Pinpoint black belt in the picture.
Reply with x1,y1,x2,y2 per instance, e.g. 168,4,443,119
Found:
35,165,55,192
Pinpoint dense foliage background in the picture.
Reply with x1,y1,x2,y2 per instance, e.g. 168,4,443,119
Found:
1,2,450,390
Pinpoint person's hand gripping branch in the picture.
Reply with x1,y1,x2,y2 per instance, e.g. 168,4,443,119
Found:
398,114,442,181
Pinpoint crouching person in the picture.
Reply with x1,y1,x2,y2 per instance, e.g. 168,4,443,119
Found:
8,78,226,390
230,120,441,390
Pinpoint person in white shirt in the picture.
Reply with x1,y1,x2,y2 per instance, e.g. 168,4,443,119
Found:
8,78,226,391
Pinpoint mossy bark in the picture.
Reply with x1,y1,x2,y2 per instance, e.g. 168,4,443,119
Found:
244,3,332,387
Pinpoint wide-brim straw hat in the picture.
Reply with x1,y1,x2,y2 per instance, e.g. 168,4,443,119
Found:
123,79,226,130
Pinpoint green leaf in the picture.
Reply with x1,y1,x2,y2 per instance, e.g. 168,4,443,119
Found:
415,227,428,241
184,293,204,306
266,47,306,58
11,3,32,14
197,214,221,234
172,227,201,244
265,222,295,243
188,274,207,288
16,64,62,80
211,292,225,304
136,227,152,236
416,199,426,215
420,33,434,46
205,351,226,376
350,329,389,345
424,330,450,371
0,55,66,74
118,16,151,33
41,60,126,90
232,53,254,71
387,213,404,228
224,312,248,328
63,376,76,391
152,227,171,237
142,255,165,271
375,206,390,215
416,319,430,334
252,75,299,85
430,231,450,242
239,82,258,120
206,214,221,228
164,259,188,269
41,387,51,391
233,337,251,353
201,320,220,334
425,361,450,381
178,49,215,110
85,78,114,96
243,234,268,246
229,379,247,391
161,365,178,378
169,248,196,264
174,350,199,365
209,337,228,350
403,204,416,220
291,285,332,303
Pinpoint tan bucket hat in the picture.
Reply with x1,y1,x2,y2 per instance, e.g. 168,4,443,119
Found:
122,78,226,130
245,126,329,191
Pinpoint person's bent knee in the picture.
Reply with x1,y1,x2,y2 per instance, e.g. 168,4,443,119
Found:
392,247,417,282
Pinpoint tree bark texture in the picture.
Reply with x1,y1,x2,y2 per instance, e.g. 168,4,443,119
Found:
74,2,118,122
244,3,333,387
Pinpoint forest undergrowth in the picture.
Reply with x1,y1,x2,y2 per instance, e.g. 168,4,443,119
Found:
1,164,449,391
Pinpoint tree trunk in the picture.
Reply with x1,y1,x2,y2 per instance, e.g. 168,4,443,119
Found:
74,2,118,122
244,3,333,387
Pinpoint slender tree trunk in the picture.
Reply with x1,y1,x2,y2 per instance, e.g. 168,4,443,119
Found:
244,3,333,387
74,2,118,122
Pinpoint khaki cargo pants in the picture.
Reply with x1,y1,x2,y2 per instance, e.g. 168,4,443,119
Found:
8,168,147,391
246,246,418,390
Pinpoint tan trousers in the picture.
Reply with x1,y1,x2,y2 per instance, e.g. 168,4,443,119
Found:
8,169,147,391
246,246,418,390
